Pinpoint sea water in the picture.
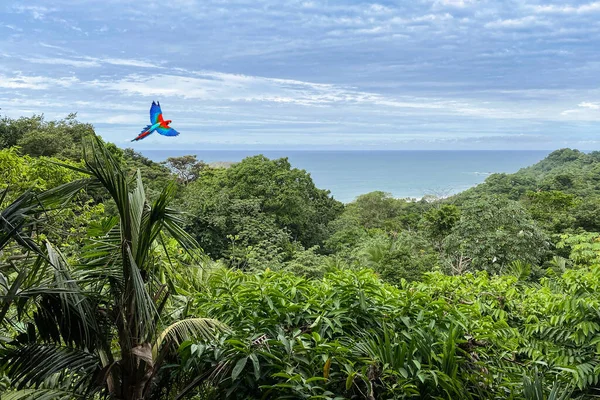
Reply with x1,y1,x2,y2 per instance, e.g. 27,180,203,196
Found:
141,150,550,203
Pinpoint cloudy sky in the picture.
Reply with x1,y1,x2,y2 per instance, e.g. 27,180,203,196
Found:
1,0,599,150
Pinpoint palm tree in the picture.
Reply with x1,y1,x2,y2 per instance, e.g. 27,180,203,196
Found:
1,136,225,399
0,177,89,328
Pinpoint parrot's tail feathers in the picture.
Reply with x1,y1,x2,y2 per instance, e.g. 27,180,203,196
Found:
140,125,152,133
132,128,154,142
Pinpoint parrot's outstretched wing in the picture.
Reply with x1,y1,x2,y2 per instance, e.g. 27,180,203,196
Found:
156,126,179,137
150,101,163,124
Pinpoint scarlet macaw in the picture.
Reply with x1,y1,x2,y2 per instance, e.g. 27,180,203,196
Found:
131,101,180,142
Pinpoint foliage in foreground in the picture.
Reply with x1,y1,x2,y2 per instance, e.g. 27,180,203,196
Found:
174,266,599,399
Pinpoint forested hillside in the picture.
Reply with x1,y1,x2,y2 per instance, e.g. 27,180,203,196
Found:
2,114,600,399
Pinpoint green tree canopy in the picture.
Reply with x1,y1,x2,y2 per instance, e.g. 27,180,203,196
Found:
162,154,207,185
444,196,550,273
183,155,343,263
421,204,461,247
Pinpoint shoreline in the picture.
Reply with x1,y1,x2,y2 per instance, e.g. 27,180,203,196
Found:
145,149,549,204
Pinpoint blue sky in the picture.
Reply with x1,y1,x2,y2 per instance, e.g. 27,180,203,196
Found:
1,0,599,150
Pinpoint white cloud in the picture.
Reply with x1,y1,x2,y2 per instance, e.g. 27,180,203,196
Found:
579,101,600,110
412,13,454,23
88,72,355,105
0,65,571,124
102,58,162,68
1,24,22,31
561,109,579,115
532,2,600,14
0,74,78,90
24,57,101,68
485,16,548,29
366,4,393,14
560,102,600,118
13,5,55,20
39,42,75,52
79,70,516,120
21,55,162,69
433,0,475,8
355,26,388,34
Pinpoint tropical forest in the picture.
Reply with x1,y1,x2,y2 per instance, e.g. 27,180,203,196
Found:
3,114,600,400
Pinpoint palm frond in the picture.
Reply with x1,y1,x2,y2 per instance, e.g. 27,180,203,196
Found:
162,207,200,253
35,242,100,349
1,244,101,347
0,258,30,326
81,136,131,235
134,181,165,269
1,389,85,400
0,178,89,254
78,222,123,287
129,170,146,257
124,246,157,342
32,178,91,211
136,180,197,268
1,344,100,391
153,318,229,358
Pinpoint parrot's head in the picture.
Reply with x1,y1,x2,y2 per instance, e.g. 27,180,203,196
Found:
165,120,172,125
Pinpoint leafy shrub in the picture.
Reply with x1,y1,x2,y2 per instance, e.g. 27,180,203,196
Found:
179,265,600,398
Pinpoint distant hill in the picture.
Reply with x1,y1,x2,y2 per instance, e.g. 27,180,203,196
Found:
455,148,600,201
450,148,600,233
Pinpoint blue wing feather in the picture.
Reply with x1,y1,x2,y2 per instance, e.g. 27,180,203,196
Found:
150,101,162,124
156,126,179,137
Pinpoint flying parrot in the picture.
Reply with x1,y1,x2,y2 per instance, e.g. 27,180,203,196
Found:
131,101,180,142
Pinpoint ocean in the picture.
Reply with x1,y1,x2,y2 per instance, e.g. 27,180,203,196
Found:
141,150,551,203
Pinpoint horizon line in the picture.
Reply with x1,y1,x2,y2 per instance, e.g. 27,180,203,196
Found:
132,148,579,152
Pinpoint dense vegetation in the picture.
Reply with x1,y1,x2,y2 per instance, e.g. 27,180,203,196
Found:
2,114,600,399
